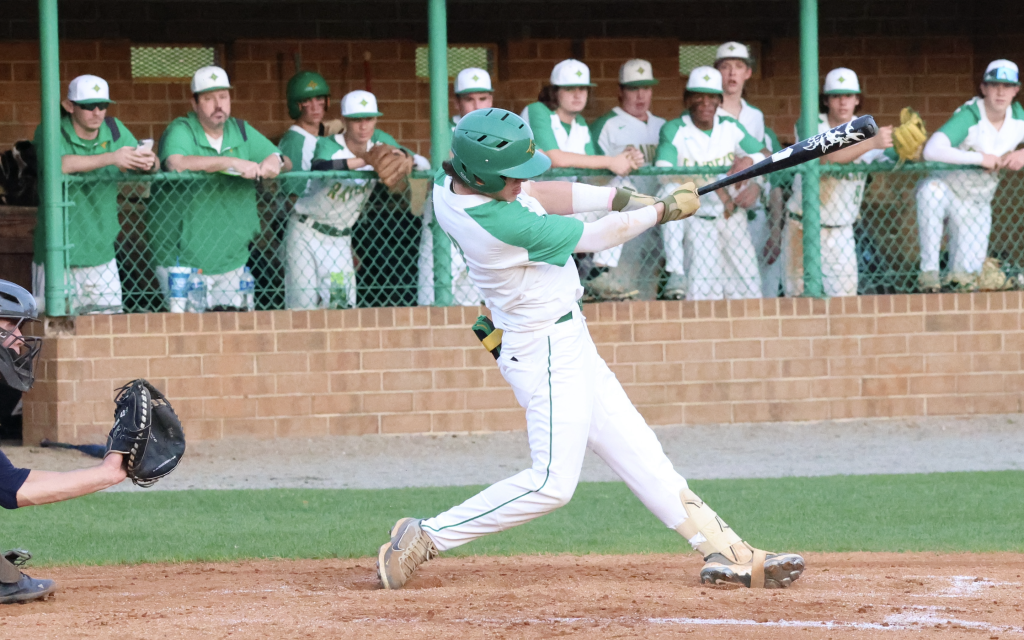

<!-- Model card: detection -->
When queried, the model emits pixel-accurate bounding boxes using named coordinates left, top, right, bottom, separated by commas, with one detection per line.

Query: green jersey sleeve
left=371, top=129, right=413, bottom=157
left=525, top=102, right=560, bottom=152
left=730, top=118, right=764, bottom=155
left=937, top=102, right=981, bottom=148
left=158, top=118, right=197, bottom=161
left=312, top=136, right=343, bottom=162
left=240, top=123, right=279, bottom=162
left=278, top=130, right=306, bottom=170
left=467, top=199, right=584, bottom=266
left=655, top=119, right=681, bottom=165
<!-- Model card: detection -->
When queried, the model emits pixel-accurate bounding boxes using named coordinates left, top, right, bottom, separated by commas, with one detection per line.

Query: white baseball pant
left=32, top=258, right=123, bottom=315
left=782, top=219, right=858, bottom=298
left=916, top=177, right=992, bottom=277
left=667, top=215, right=761, bottom=301
left=747, top=209, right=783, bottom=298
left=284, top=217, right=356, bottom=310
left=421, top=309, right=694, bottom=552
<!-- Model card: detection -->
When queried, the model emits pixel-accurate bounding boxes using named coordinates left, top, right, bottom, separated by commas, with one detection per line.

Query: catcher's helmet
left=450, top=109, right=551, bottom=193
left=287, top=70, right=331, bottom=120
left=0, top=279, right=42, bottom=392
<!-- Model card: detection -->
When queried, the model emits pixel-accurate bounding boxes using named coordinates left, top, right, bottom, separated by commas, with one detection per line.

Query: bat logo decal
left=771, top=148, right=793, bottom=163
left=801, top=121, right=867, bottom=154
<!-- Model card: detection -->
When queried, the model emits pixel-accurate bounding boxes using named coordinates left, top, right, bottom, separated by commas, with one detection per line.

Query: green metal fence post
left=428, top=0, right=454, bottom=307
left=799, top=0, right=824, bottom=298
left=39, top=0, right=67, bottom=315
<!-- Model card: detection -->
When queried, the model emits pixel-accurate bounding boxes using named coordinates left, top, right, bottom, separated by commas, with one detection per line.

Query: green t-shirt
left=524, top=102, right=596, bottom=155
left=32, top=115, right=138, bottom=267
left=149, top=112, right=279, bottom=275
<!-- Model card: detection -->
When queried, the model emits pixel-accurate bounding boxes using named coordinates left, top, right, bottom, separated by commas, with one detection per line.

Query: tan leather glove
left=658, top=182, right=700, bottom=224
left=611, top=186, right=658, bottom=211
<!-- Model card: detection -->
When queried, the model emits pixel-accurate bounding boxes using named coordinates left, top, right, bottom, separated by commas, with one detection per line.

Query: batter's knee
left=536, top=474, right=579, bottom=510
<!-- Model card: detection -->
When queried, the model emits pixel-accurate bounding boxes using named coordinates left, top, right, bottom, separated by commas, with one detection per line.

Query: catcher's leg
left=0, top=550, right=56, bottom=605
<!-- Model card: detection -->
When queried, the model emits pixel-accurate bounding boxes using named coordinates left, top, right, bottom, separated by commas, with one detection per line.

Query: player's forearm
left=16, top=457, right=126, bottom=507
left=574, top=206, right=659, bottom=253
left=165, top=154, right=235, bottom=173
left=922, top=133, right=984, bottom=166
left=545, top=149, right=610, bottom=170
left=62, top=153, right=114, bottom=174
left=822, top=140, right=879, bottom=165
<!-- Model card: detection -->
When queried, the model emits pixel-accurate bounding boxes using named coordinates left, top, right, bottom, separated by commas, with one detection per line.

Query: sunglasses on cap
left=73, top=102, right=110, bottom=111
left=984, top=67, right=1019, bottom=84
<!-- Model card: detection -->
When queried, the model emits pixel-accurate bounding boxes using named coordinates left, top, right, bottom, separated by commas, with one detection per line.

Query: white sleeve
left=922, top=132, right=984, bottom=166
left=574, top=206, right=659, bottom=253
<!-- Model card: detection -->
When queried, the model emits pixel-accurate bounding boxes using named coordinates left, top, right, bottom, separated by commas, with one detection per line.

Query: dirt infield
left=2, top=553, right=1022, bottom=639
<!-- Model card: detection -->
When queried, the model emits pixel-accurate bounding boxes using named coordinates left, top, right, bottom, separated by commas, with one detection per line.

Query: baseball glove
left=366, top=143, right=414, bottom=193
left=105, top=379, right=186, bottom=488
left=892, top=107, right=928, bottom=163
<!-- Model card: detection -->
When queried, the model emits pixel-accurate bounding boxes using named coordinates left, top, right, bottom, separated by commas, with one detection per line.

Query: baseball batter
left=655, top=66, right=768, bottom=300
left=0, top=280, right=129, bottom=604
left=417, top=67, right=492, bottom=307
left=586, top=59, right=666, bottom=300
left=784, top=68, right=894, bottom=297
left=714, top=42, right=781, bottom=297
left=917, top=59, right=1024, bottom=292
left=285, top=90, right=411, bottom=309
left=375, top=109, right=805, bottom=592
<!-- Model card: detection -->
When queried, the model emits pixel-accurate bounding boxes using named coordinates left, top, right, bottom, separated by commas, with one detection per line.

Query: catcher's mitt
left=366, top=143, right=414, bottom=193
left=105, top=379, right=186, bottom=487
left=892, top=107, right=928, bottom=163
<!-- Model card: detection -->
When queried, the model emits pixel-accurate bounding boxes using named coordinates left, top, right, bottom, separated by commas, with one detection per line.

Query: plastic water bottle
left=239, top=266, right=256, bottom=312
left=186, top=268, right=207, bottom=313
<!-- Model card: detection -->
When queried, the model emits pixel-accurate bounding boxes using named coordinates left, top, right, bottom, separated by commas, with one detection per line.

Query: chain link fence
left=45, top=162, right=1023, bottom=316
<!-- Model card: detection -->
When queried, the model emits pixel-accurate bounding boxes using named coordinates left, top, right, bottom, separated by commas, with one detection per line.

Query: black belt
left=296, top=215, right=351, bottom=237
left=787, top=212, right=845, bottom=229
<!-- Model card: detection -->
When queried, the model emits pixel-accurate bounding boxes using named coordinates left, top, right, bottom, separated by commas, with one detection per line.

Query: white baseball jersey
left=431, top=173, right=584, bottom=332
left=728, top=99, right=766, bottom=145
left=787, top=114, right=892, bottom=227
left=522, top=103, right=594, bottom=155
left=293, top=134, right=376, bottom=228
left=278, top=125, right=319, bottom=171
left=590, top=107, right=666, bottom=163
left=655, top=112, right=765, bottom=218
left=926, top=97, right=1024, bottom=202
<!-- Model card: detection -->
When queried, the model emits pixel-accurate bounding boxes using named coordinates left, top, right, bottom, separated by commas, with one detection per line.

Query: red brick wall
left=0, top=35, right=1009, bottom=153
left=22, top=292, right=1024, bottom=445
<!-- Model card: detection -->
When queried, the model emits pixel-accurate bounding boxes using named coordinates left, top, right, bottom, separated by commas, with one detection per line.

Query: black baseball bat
left=695, top=115, right=879, bottom=196
left=40, top=438, right=106, bottom=458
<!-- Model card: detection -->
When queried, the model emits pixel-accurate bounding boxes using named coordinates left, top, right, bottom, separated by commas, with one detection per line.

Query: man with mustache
left=148, top=66, right=286, bottom=311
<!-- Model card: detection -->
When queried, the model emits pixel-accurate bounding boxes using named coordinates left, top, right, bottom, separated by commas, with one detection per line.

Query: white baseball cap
left=191, top=66, right=232, bottom=94
left=715, top=42, right=753, bottom=66
left=550, top=59, right=596, bottom=88
left=341, top=90, right=383, bottom=118
left=823, top=68, right=861, bottom=95
left=686, top=66, right=723, bottom=94
left=454, top=67, right=493, bottom=95
left=983, top=59, right=1020, bottom=85
left=67, top=74, right=116, bottom=105
left=619, top=59, right=658, bottom=87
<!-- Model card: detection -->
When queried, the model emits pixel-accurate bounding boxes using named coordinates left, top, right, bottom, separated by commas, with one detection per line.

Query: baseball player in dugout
left=586, top=59, right=666, bottom=301
left=285, top=90, right=414, bottom=309
left=375, top=108, right=805, bottom=591
left=31, top=74, right=157, bottom=316
left=784, top=68, right=895, bottom=298
left=917, top=59, right=1024, bottom=293
left=149, top=65, right=286, bottom=311
left=655, top=66, right=769, bottom=301
left=278, top=70, right=332, bottom=173
left=0, top=281, right=129, bottom=604
left=714, top=42, right=783, bottom=297
left=418, top=67, right=493, bottom=307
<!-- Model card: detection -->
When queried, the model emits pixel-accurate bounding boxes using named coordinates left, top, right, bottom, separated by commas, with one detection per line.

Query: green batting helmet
left=450, top=109, right=552, bottom=193
left=287, top=71, right=331, bottom=120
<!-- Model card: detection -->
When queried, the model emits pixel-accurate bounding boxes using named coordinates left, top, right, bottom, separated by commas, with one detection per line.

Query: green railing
left=41, top=162, right=1024, bottom=316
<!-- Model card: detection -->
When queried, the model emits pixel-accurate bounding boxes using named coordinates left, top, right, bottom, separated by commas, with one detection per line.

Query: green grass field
left=4, top=471, right=1022, bottom=566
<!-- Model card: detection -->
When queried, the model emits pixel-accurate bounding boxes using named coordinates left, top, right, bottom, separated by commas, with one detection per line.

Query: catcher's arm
left=13, top=457, right=126, bottom=508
